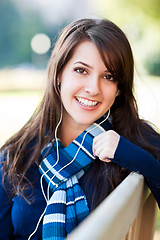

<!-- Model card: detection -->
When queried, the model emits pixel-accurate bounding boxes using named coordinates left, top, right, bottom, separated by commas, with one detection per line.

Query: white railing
left=67, top=172, right=157, bottom=240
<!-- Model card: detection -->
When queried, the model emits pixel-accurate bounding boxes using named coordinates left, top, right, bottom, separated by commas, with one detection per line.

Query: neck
left=59, top=120, right=91, bottom=147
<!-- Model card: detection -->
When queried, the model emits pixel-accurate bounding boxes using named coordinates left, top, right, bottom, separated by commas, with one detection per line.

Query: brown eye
left=74, top=67, right=87, bottom=74
left=103, top=74, right=114, bottom=81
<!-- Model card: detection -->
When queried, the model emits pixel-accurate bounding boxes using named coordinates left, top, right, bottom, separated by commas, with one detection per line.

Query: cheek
left=60, top=81, right=77, bottom=105
left=60, top=77, right=71, bottom=94
left=103, top=85, right=117, bottom=100
left=61, top=78, right=82, bottom=98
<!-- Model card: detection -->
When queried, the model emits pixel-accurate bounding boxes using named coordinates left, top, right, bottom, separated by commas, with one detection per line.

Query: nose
left=84, top=76, right=100, bottom=96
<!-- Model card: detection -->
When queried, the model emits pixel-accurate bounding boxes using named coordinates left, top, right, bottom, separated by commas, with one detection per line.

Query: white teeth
left=76, top=97, right=98, bottom=107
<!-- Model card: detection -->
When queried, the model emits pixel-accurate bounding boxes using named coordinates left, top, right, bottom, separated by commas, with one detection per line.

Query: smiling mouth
left=76, top=97, right=99, bottom=107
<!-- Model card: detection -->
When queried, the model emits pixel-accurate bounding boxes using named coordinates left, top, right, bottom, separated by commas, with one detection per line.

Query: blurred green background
left=0, top=0, right=160, bottom=239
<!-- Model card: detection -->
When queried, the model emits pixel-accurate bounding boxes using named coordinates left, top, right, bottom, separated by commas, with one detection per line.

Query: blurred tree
left=0, top=0, right=47, bottom=68
left=95, top=0, right=160, bottom=28
left=94, top=0, right=160, bottom=75
left=131, top=0, right=160, bottom=21
left=145, top=50, right=160, bottom=76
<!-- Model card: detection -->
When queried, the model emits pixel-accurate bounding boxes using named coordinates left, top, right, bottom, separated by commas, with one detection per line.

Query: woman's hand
left=93, top=130, right=120, bottom=162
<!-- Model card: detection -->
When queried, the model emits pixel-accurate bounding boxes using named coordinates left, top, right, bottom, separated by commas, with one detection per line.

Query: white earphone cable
left=28, top=108, right=110, bottom=239
left=28, top=105, right=63, bottom=240
left=47, top=108, right=111, bottom=183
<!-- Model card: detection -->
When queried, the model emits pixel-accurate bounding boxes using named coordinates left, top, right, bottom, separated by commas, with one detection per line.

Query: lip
left=75, top=96, right=101, bottom=110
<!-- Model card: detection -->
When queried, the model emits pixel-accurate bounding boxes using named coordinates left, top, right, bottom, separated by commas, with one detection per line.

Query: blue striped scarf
left=39, top=119, right=111, bottom=239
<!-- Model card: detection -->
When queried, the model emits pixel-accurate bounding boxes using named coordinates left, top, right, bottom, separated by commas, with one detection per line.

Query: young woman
left=0, top=18, right=160, bottom=240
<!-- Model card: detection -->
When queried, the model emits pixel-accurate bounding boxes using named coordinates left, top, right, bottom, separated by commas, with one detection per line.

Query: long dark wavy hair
left=1, top=18, right=159, bottom=208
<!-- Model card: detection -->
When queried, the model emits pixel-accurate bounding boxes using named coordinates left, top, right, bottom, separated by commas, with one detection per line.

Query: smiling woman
left=58, top=41, right=118, bottom=144
left=0, top=18, right=160, bottom=240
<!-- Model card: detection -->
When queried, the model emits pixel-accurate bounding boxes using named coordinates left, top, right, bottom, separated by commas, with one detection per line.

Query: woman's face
left=59, top=40, right=118, bottom=130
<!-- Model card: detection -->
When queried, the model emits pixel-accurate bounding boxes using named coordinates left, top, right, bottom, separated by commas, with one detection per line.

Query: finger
left=98, top=149, right=109, bottom=161
left=94, top=145, right=102, bottom=158
left=93, top=133, right=108, bottom=155
left=93, top=139, right=110, bottom=157
left=104, top=158, right=111, bottom=163
left=96, top=150, right=111, bottom=163
left=93, top=132, right=106, bottom=144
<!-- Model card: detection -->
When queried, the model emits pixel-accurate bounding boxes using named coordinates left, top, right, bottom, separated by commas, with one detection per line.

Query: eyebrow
left=74, top=61, right=93, bottom=69
left=74, top=61, right=110, bottom=73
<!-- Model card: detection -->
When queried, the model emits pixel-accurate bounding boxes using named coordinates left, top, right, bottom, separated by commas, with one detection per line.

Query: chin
left=74, top=117, right=99, bottom=127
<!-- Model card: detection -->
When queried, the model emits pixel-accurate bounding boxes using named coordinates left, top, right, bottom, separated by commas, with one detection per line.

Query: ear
left=57, top=77, right=60, bottom=85
left=116, top=89, right=120, bottom=97
left=56, top=75, right=61, bottom=92
left=57, top=73, right=62, bottom=84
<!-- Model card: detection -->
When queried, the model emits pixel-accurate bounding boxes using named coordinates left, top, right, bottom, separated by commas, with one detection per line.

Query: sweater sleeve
left=112, top=136, right=160, bottom=208
left=0, top=155, right=13, bottom=239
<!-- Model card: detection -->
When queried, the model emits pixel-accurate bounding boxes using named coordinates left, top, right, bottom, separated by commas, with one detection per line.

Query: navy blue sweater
left=0, top=136, right=160, bottom=240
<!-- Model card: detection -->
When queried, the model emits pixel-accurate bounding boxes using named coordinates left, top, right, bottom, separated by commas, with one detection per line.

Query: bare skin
left=93, top=130, right=120, bottom=162
left=59, top=40, right=118, bottom=147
